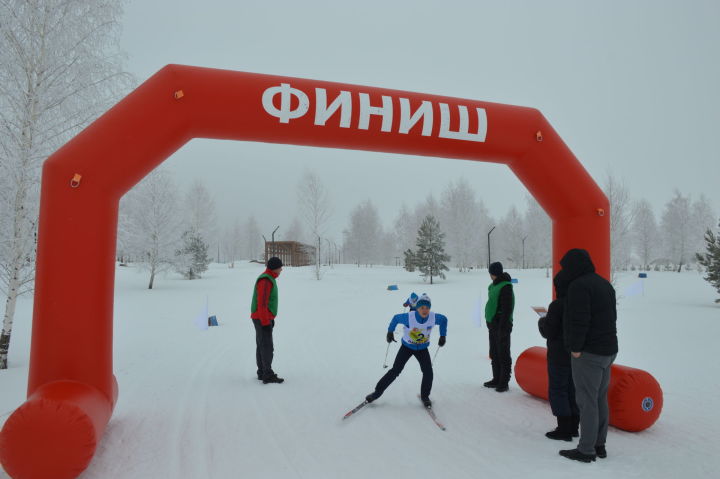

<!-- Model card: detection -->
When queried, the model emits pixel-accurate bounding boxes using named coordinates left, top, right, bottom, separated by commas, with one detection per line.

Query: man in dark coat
left=538, top=270, right=579, bottom=441
left=558, top=249, right=618, bottom=463
left=483, top=261, right=515, bottom=392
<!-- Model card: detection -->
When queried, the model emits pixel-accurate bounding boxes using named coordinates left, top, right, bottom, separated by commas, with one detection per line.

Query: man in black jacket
left=483, top=262, right=515, bottom=392
left=538, top=270, right=579, bottom=441
left=558, top=249, right=618, bottom=463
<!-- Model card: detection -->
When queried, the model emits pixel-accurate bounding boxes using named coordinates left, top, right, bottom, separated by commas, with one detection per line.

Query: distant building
left=264, top=241, right=316, bottom=267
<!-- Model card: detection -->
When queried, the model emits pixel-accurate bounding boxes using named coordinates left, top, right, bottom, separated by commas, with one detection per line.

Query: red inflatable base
left=515, top=346, right=663, bottom=432
left=0, top=380, right=116, bottom=479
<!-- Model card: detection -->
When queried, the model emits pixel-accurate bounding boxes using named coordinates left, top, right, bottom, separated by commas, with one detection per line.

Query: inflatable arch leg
left=0, top=65, right=611, bottom=478
left=514, top=346, right=663, bottom=432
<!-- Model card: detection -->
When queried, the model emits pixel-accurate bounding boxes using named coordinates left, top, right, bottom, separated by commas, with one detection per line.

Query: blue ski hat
left=415, top=293, right=431, bottom=309
left=403, top=292, right=419, bottom=309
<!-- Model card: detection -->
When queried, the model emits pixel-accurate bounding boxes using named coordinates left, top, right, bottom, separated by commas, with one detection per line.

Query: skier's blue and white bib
left=403, top=311, right=436, bottom=345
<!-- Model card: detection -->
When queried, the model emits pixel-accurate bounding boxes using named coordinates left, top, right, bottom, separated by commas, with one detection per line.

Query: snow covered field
left=1, top=263, right=719, bottom=479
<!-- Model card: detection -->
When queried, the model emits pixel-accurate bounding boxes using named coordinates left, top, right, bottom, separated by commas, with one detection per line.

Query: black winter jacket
left=538, top=271, right=570, bottom=365
left=560, top=249, right=618, bottom=356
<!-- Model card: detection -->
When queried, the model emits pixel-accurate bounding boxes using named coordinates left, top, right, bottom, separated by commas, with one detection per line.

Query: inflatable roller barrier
left=514, top=346, right=663, bottom=432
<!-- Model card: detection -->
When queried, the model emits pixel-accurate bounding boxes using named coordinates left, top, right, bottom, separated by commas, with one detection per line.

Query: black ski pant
left=488, top=320, right=512, bottom=386
left=374, top=344, right=433, bottom=399
left=548, top=362, right=579, bottom=417
left=253, top=319, right=274, bottom=378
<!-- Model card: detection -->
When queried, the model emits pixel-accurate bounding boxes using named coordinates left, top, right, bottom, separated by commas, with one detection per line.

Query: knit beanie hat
left=267, top=257, right=283, bottom=270
left=489, top=261, right=503, bottom=276
left=415, top=293, right=431, bottom=309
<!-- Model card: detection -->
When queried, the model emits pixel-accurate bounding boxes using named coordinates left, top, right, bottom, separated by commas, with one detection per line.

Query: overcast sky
left=119, top=0, right=720, bottom=241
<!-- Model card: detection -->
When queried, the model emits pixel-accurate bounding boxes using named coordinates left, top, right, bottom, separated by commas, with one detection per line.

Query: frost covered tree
left=523, top=196, right=551, bottom=269
left=604, top=172, right=635, bottom=279
left=297, top=169, right=331, bottom=279
left=243, top=215, right=262, bottom=260
left=440, top=179, right=481, bottom=272
left=631, top=199, right=659, bottom=270
left=183, top=179, right=217, bottom=245
left=343, top=200, right=383, bottom=266
left=661, top=190, right=693, bottom=272
left=175, top=229, right=210, bottom=280
left=496, top=206, right=525, bottom=268
left=415, top=215, right=450, bottom=284
left=119, top=169, right=182, bottom=289
left=696, top=219, right=720, bottom=303
left=283, top=217, right=305, bottom=243
left=0, top=0, right=130, bottom=369
left=221, top=219, right=243, bottom=268
left=690, top=195, right=716, bottom=261
left=392, top=204, right=418, bottom=261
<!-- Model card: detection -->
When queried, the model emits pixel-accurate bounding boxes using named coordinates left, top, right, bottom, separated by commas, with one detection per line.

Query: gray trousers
left=571, top=352, right=617, bottom=455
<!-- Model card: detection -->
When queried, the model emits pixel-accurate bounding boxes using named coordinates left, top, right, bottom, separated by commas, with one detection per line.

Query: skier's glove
left=438, top=336, right=446, bottom=347
left=386, top=332, right=396, bottom=343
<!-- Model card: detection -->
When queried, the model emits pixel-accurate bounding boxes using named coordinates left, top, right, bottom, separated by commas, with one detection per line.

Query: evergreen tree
left=415, top=215, right=450, bottom=284
left=175, top=229, right=210, bottom=280
left=403, top=248, right=417, bottom=272
left=696, top=220, right=720, bottom=303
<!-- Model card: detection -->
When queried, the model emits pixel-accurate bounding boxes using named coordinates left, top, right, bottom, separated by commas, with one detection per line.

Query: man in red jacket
left=251, top=256, right=284, bottom=384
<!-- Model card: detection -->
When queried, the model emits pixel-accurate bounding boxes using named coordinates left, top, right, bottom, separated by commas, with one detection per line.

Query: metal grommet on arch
left=70, top=173, right=82, bottom=188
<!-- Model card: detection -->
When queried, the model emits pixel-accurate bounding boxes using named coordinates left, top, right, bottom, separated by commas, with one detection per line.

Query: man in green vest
left=483, top=261, right=515, bottom=392
left=251, top=256, right=284, bottom=384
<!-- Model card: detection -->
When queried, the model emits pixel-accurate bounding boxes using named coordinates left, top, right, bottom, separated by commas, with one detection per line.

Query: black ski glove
left=386, top=332, right=396, bottom=343
left=438, top=336, right=446, bottom=347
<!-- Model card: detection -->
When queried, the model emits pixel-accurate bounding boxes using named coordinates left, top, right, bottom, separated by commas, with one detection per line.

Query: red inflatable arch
left=0, top=65, right=609, bottom=479
left=515, top=347, right=663, bottom=432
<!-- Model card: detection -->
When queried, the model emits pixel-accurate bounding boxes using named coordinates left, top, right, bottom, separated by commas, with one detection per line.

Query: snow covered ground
left=1, top=262, right=719, bottom=479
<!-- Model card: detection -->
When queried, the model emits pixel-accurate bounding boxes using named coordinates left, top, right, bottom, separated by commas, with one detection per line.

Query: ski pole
left=432, top=345, right=441, bottom=364
left=383, top=341, right=391, bottom=368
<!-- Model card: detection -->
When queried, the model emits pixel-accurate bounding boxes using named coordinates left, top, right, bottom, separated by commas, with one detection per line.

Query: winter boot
left=545, top=416, right=573, bottom=441
left=421, top=397, right=432, bottom=408
left=571, top=415, right=580, bottom=437
left=559, top=448, right=596, bottom=463
left=483, top=379, right=499, bottom=388
left=595, top=445, right=607, bottom=459
left=262, top=373, right=284, bottom=384
left=495, top=384, right=509, bottom=392
left=365, top=392, right=379, bottom=403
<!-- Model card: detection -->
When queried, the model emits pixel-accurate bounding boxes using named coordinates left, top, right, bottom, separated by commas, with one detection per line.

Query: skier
left=365, top=293, right=448, bottom=407
left=403, top=292, right=419, bottom=311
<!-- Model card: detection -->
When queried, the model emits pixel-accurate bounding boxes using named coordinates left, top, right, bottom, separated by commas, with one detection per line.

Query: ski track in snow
left=1, top=264, right=719, bottom=479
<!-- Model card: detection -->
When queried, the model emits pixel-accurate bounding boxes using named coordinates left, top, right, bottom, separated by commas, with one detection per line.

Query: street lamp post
left=487, top=226, right=496, bottom=269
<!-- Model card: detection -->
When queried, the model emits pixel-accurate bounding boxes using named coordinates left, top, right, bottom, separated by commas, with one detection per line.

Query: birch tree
left=661, top=190, right=693, bottom=272
left=604, top=172, right=635, bottom=280
left=440, top=179, right=481, bottom=272
left=0, top=0, right=129, bottom=369
left=496, top=206, right=525, bottom=268
left=297, top=169, right=331, bottom=278
left=119, top=169, right=182, bottom=288
left=243, top=215, right=262, bottom=260
left=221, top=219, right=243, bottom=267
left=343, top=200, right=383, bottom=266
left=523, top=196, right=551, bottom=269
left=690, top=195, right=716, bottom=261
left=183, top=179, right=217, bottom=244
left=631, top=199, right=659, bottom=270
